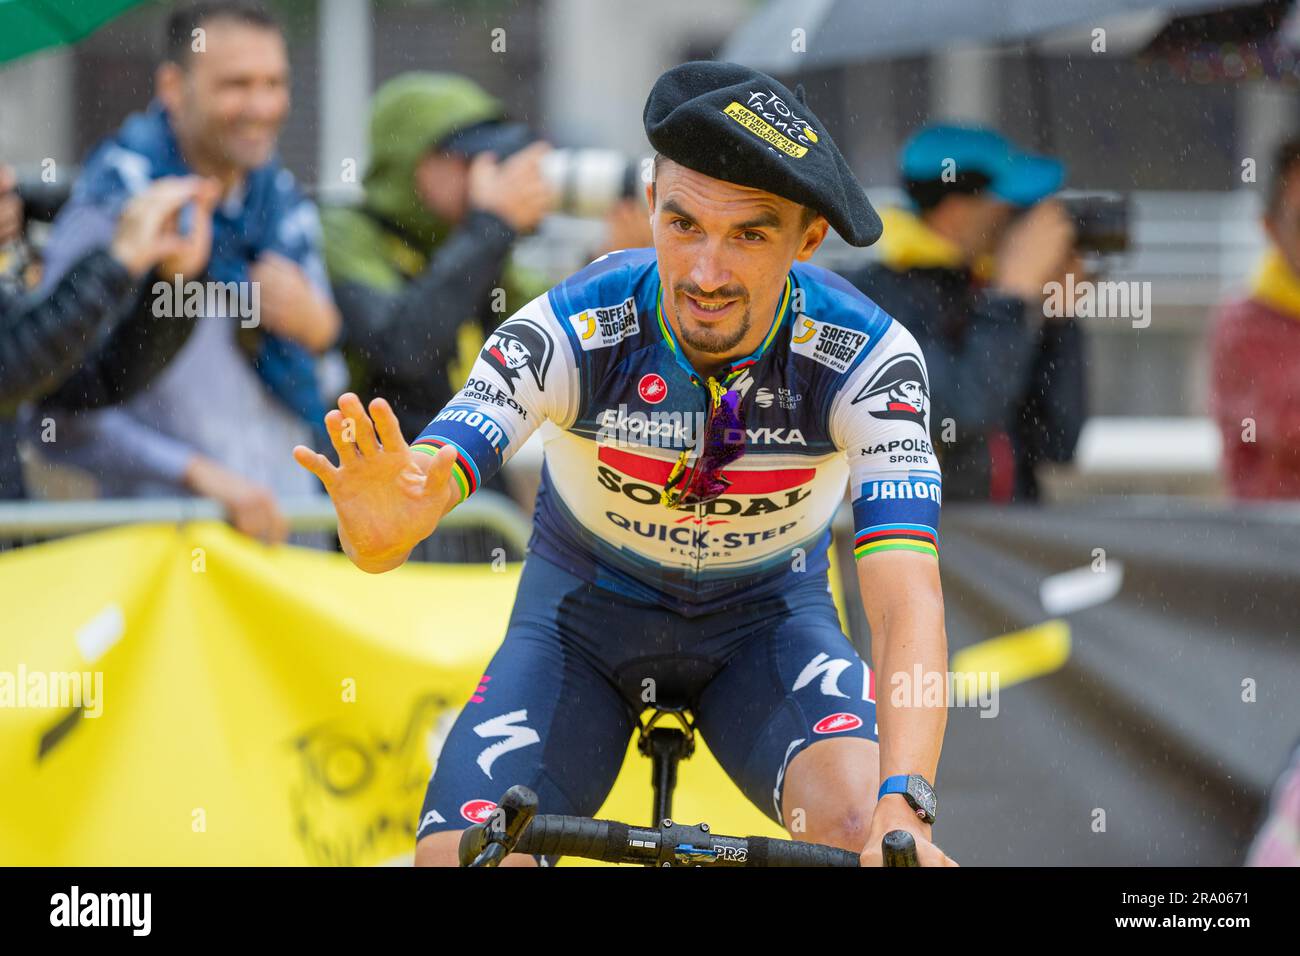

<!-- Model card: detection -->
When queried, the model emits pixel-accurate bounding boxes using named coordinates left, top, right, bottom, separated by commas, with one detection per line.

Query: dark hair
left=1267, top=136, right=1300, bottom=216
left=651, top=152, right=820, bottom=230
left=164, top=1, right=279, bottom=65
left=903, top=170, right=995, bottom=212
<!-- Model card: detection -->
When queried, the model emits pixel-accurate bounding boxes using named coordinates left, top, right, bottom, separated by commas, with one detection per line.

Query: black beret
left=643, top=61, right=882, bottom=247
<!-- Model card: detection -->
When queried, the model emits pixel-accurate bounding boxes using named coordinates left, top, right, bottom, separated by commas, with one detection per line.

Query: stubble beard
left=673, top=291, right=752, bottom=355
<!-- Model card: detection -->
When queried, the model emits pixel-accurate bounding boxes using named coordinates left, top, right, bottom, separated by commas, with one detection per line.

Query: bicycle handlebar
left=510, top=813, right=861, bottom=867
left=461, top=785, right=922, bottom=867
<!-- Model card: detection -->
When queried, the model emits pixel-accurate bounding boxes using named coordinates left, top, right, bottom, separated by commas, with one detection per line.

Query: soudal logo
left=460, top=799, right=497, bottom=824
left=596, top=447, right=814, bottom=516
left=813, top=713, right=863, bottom=734
left=639, top=373, right=668, bottom=404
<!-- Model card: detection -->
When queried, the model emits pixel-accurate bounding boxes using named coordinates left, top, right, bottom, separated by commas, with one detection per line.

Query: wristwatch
left=877, top=774, right=937, bottom=825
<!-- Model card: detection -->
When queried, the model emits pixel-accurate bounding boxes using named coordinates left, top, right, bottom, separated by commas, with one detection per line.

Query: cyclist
left=295, top=61, right=958, bottom=867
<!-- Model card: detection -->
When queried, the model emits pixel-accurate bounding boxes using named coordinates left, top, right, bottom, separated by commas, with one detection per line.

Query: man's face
left=501, top=338, right=529, bottom=368
left=646, top=157, right=827, bottom=358
left=1267, top=167, right=1300, bottom=276
left=159, top=19, right=290, bottom=173
left=414, top=151, right=470, bottom=223
left=945, top=192, right=1016, bottom=259
left=895, top=380, right=924, bottom=410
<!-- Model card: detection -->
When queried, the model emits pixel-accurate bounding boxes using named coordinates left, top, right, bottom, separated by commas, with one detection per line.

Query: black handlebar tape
left=514, top=815, right=632, bottom=863
left=747, top=837, right=860, bottom=867
left=882, top=829, right=920, bottom=867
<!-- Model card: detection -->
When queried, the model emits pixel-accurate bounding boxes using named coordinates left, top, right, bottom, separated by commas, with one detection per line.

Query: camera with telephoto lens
left=464, top=121, right=646, bottom=219
left=1058, top=190, right=1129, bottom=255
left=540, top=149, right=648, bottom=219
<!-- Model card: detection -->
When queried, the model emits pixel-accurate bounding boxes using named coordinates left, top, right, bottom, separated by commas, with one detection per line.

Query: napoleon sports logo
left=481, top=318, right=554, bottom=395
left=851, top=352, right=929, bottom=430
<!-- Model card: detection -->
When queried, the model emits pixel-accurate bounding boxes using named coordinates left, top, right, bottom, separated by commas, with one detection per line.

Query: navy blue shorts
left=416, top=553, right=878, bottom=855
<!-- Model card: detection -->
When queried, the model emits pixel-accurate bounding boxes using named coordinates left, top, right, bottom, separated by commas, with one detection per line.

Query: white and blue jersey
left=412, top=247, right=942, bottom=616
left=411, top=247, right=943, bottom=850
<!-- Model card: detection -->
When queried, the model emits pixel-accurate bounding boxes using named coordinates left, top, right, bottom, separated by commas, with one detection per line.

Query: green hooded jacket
left=322, top=72, right=548, bottom=434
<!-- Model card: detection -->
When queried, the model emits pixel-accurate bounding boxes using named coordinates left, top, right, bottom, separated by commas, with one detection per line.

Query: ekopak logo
left=813, top=713, right=863, bottom=734
left=638, top=373, right=668, bottom=404
left=460, top=799, right=497, bottom=824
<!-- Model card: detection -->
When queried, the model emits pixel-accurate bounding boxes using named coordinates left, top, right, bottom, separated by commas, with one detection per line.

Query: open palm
left=293, top=393, right=458, bottom=571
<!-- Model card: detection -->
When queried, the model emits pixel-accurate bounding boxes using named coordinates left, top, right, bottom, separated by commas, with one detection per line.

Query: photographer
left=843, top=124, right=1086, bottom=502
left=30, top=1, right=341, bottom=545
left=321, top=72, right=559, bottom=445
left=0, top=172, right=220, bottom=500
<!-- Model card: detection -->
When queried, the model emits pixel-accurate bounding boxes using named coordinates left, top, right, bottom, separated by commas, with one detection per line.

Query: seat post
left=647, top=727, right=688, bottom=826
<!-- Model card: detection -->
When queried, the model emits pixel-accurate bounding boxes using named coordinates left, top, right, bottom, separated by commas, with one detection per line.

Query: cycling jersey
left=412, top=246, right=942, bottom=617
left=411, top=247, right=941, bottom=854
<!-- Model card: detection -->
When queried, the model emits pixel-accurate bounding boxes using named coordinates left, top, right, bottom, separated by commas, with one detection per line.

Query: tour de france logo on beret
left=851, top=353, right=930, bottom=430
left=721, top=89, right=819, bottom=158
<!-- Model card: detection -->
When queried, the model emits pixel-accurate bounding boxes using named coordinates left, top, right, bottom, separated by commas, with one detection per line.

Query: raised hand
left=293, top=393, right=460, bottom=572
left=109, top=176, right=221, bottom=278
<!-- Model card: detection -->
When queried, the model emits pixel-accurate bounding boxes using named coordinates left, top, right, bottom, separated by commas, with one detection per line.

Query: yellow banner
left=0, top=522, right=787, bottom=865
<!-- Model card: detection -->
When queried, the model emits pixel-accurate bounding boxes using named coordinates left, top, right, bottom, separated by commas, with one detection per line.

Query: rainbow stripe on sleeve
left=411, top=437, right=477, bottom=503
left=854, top=522, right=939, bottom=560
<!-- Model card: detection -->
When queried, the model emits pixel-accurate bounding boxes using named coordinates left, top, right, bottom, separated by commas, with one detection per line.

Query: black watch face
left=909, top=776, right=937, bottom=817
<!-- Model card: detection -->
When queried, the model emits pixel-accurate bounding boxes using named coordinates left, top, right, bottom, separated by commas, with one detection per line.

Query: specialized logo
left=790, top=316, right=869, bottom=374
left=792, top=652, right=853, bottom=698
left=722, top=89, right=819, bottom=159
left=813, top=713, right=864, bottom=734
left=460, top=799, right=497, bottom=824
left=794, top=653, right=875, bottom=701
left=472, top=709, right=540, bottom=780
left=727, top=367, right=756, bottom=400
left=851, top=353, right=929, bottom=429
left=638, top=373, right=668, bottom=404
left=569, top=296, right=640, bottom=350
left=481, top=318, right=553, bottom=395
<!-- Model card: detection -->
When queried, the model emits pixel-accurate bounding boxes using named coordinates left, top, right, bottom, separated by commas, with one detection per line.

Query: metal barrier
left=0, top=490, right=534, bottom=560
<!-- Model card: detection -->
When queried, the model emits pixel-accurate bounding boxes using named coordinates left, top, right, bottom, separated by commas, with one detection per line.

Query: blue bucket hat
left=900, top=124, right=1065, bottom=207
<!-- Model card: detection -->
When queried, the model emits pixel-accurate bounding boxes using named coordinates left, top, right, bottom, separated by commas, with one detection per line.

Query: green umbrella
left=0, top=0, right=152, bottom=66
